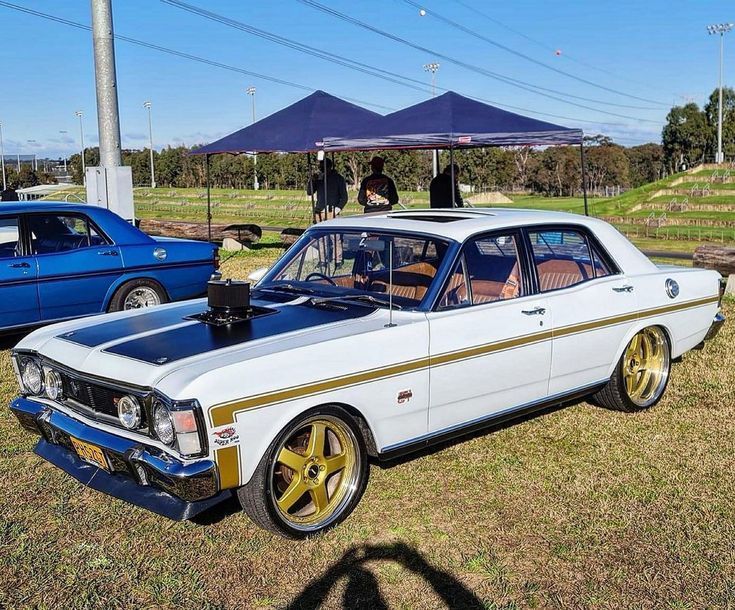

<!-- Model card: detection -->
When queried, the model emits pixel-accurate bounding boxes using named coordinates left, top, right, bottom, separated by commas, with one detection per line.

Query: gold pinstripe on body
left=212, top=294, right=718, bottom=488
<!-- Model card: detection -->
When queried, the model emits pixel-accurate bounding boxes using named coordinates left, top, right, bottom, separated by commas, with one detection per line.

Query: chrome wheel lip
left=268, top=414, right=361, bottom=533
left=123, top=287, right=161, bottom=310
left=624, top=327, right=670, bottom=408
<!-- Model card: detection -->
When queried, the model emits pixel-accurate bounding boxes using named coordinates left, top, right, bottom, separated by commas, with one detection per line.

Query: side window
left=28, top=215, right=105, bottom=254
left=0, top=217, right=20, bottom=259
left=438, top=233, right=523, bottom=309
left=528, top=228, right=610, bottom=292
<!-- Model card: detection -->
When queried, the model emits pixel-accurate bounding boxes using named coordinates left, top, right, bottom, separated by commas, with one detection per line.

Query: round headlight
left=21, top=360, right=44, bottom=395
left=117, top=395, right=142, bottom=430
left=44, top=368, right=63, bottom=401
left=153, top=402, right=174, bottom=445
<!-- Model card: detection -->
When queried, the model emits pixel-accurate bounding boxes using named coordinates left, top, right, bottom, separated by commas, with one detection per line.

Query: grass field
left=0, top=246, right=733, bottom=609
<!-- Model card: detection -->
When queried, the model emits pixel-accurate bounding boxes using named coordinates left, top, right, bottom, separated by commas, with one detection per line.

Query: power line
left=0, top=0, right=394, bottom=113
left=444, top=0, right=670, bottom=95
left=295, top=0, right=662, bottom=124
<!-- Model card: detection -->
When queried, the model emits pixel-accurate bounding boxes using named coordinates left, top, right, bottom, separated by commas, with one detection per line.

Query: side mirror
left=247, top=267, right=268, bottom=284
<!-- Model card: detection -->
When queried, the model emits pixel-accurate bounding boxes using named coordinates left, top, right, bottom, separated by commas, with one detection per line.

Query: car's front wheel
left=593, top=325, right=671, bottom=412
left=238, top=407, right=369, bottom=538
left=108, top=279, right=167, bottom=312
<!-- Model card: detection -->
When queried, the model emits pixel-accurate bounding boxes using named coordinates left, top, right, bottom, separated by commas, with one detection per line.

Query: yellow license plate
left=70, top=437, right=110, bottom=472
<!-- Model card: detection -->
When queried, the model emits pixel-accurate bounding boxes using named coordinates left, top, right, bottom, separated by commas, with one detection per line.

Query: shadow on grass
left=0, top=332, right=26, bottom=351
left=286, top=542, right=485, bottom=610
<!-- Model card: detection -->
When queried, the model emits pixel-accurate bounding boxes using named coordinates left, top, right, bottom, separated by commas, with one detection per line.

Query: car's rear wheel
left=238, top=407, right=369, bottom=538
left=593, top=326, right=671, bottom=412
left=108, top=279, right=167, bottom=312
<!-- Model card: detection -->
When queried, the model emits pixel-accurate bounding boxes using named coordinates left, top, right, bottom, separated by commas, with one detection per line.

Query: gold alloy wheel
left=623, top=327, right=670, bottom=407
left=270, top=415, right=359, bottom=530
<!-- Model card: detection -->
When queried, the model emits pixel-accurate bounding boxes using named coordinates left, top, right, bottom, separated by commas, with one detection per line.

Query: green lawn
left=0, top=246, right=733, bottom=608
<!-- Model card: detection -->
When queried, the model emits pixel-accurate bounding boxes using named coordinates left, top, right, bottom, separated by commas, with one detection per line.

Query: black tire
left=593, top=326, right=671, bottom=412
left=108, top=279, right=168, bottom=312
left=237, top=406, right=369, bottom=539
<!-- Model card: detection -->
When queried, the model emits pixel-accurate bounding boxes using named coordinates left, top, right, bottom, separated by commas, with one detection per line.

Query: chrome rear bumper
left=10, top=397, right=230, bottom=520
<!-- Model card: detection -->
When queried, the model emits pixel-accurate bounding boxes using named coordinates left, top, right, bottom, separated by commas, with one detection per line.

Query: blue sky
left=0, top=0, right=732, bottom=159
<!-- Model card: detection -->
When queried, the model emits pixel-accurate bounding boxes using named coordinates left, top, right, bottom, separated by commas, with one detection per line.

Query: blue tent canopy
left=323, top=91, right=583, bottom=151
left=191, top=90, right=381, bottom=155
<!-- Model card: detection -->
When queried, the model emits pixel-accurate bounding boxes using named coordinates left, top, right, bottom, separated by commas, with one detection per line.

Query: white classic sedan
left=9, top=209, right=725, bottom=537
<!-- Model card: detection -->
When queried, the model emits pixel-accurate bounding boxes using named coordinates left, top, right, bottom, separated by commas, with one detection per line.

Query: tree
left=703, top=86, right=735, bottom=160
left=585, top=145, right=630, bottom=192
left=662, top=102, right=711, bottom=172
left=625, top=143, right=664, bottom=187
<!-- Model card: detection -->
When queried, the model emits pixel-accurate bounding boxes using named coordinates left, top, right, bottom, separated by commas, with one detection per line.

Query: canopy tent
left=322, top=91, right=583, bottom=150
left=322, top=91, right=587, bottom=213
left=191, top=90, right=383, bottom=236
left=192, top=90, right=381, bottom=155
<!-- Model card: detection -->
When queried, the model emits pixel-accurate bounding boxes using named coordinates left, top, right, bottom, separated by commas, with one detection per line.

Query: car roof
left=0, top=201, right=96, bottom=215
left=321, top=208, right=606, bottom=242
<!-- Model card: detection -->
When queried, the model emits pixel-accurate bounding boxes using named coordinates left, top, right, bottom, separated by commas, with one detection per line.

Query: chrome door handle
left=97, top=250, right=118, bottom=256
left=8, top=261, right=30, bottom=268
left=612, top=285, right=634, bottom=293
left=522, top=307, right=546, bottom=316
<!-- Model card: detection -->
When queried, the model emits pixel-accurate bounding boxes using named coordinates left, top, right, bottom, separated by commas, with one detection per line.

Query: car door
left=0, top=214, right=40, bottom=328
left=524, top=226, right=637, bottom=396
left=28, top=212, right=123, bottom=320
left=426, top=230, right=552, bottom=434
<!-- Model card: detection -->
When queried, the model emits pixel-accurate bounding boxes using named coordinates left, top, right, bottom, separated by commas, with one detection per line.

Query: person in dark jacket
left=429, top=164, right=464, bottom=208
left=357, top=156, right=399, bottom=214
left=306, top=158, right=348, bottom=222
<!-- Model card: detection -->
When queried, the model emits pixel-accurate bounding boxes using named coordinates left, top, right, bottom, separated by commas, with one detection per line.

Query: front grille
left=60, top=373, right=148, bottom=428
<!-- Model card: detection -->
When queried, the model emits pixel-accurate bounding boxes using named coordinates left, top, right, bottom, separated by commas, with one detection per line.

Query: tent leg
left=307, top=153, right=316, bottom=225
left=206, top=154, right=212, bottom=241
left=580, top=142, right=589, bottom=217
left=450, top=146, right=455, bottom=208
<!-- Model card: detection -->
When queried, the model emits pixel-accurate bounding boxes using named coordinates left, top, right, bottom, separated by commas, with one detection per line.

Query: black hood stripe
left=59, top=301, right=206, bottom=348
left=102, top=302, right=374, bottom=365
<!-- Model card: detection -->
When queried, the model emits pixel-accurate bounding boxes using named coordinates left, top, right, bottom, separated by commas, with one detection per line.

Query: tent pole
left=206, top=153, right=212, bottom=241
left=450, top=145, right=455, bottom=208
left=580, top=142, right=589, bottom=217
left=307, top=152, right=316, bottom=225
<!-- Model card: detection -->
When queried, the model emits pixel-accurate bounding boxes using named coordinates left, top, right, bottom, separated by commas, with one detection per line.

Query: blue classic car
left=0, top=202, right=219, bottom=333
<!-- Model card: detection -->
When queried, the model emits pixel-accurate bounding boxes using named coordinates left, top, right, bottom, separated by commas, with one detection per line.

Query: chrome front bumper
left=704, top=312, right=726, bottom=342
left=10, top=397, right=230, bottom=520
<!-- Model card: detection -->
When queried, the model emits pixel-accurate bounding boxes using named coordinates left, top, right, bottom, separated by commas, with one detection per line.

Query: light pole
left=59, top=131, right=69, bottom=172
left=143, top=101, right=156, bottom=189
left=423, top=62, right=440, bottom=177
left=246, top=85, right=259, bottom=190
left=0, top=122, right=6, bottom=190
left=707, top=23, right=734, bottom=164
left=27, top=141, right=37, bottom=171
left=75, top=111, right=86, bottom=184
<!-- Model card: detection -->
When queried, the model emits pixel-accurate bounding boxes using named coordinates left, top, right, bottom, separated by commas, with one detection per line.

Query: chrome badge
left=665, top=278, right=679, bottom=299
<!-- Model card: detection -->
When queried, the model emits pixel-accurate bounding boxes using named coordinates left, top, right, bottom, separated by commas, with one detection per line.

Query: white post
left=144, top=101, right=156, bottom=188
left=76, top=111, right=86, bottom=183
left=246, top=86, right=259, bottom=190
left=423, top=62, right=440, bottom=178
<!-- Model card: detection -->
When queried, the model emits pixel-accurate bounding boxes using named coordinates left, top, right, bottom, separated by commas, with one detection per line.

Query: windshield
left=258, top=230, right=451, bottom=307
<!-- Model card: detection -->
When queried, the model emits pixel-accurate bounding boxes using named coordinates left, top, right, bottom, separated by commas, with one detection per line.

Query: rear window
left=528, top=229, right=612, bottom=292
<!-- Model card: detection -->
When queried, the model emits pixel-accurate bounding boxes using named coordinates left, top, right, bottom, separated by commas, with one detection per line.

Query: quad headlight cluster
left=13, top=354, right=204, bottom=458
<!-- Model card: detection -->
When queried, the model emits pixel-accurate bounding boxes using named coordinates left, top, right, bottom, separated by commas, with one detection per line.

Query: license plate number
left=70, top=437, right=110, bottom=472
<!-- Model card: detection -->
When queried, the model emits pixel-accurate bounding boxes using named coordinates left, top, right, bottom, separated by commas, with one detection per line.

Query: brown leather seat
left=537, top=259, right=590, bottom=291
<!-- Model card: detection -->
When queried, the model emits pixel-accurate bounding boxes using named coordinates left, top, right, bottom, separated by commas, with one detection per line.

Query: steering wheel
left=305, top=272, right=337, bottom=286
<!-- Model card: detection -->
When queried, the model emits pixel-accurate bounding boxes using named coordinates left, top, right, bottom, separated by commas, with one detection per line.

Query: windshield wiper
left=309, top=294, right=402, bottom=310
left=259, top=283, right=316, bottom=295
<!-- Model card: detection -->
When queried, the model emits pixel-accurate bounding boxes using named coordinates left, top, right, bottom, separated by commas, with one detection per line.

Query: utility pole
left=423, top=62, right=440, bottom=177
left=59, top=131, right=69, bottom=172
left=0, top=122, right=6, bottom=190
left=707, top=23, right=733, bottom=164
left=76, top=111, right=86, bottom=182
left=27, top=141, right=37, bottom=171
left=144, top=101, right=156, bottom=188
left=246, top=85, right=259, bottom=190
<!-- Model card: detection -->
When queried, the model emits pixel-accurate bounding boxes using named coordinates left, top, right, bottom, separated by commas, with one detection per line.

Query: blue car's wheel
left=109, top=279, right=167, bottom=312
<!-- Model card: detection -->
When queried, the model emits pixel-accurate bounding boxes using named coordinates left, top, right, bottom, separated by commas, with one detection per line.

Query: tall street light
left=27, top=140, right=38, bottom=171
left=424, top=62, right=440, bottom=177
left=707, top=23, right=734, bottom=164
left=0, top=121, right=6, bottom=191
left=143, top=101, right=156, bottom=189
left=75, top=110, right=86, bottom=183
left=246, top=85, right=259, bottom=190
left=59, top=131, right=69, bottom=172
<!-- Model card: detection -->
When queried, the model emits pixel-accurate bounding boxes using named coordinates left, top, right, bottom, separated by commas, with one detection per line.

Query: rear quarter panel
left=627, top=265, right=721, bottom=360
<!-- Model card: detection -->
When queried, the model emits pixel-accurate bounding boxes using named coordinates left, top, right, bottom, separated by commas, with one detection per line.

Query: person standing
left=357, top=156, right=399, bottom=213
left=429, top=164, right=464, bottom=208
left=306, top=158, right=348, bottom=221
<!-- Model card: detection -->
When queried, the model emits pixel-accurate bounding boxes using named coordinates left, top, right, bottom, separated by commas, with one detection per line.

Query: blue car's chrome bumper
left=9, top=397, right=231, bottom=520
